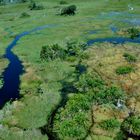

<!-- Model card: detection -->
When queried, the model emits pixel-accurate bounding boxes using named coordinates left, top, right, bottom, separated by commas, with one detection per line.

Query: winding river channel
left=0, top=24, right=55, bottom=108
left=0, top=13, right=140, bottom=108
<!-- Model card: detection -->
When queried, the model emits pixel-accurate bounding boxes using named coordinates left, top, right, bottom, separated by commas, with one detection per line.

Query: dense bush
left=53, top=94, right=92, bottom=139
left=65, top=41, right=87, bottom=57
left=122, top=116, right=140, bottom=136
left=20, top=12, right=30, bottom=18
left=123, top=53, right=137, bottom=62
left=75, top=72, right=104, bottom=93
left=116, top=65, right=134, bottom=75
left=93, top=86, right=125, bottom=105
left=127, top=28, right=140, bottom=39
left=59, top=1, right=68, bottom=5
left=61, top=5, right=77, bottom=15
left=100, top=119, right=120, bottom=131
left=40, top=44, right=65, bottom=61
left=29, top=1, right=44, bottom=10
left=40, top=41, right=87, bottom=62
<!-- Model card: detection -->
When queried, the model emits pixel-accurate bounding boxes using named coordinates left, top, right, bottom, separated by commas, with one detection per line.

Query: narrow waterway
left=0, top=24, right=55, bottom=108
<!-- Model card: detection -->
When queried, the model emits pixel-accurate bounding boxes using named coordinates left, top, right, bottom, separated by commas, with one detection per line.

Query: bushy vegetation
left=59, top=1, right=68, bottom=5
left=65, top=41, right=87, bottom=57
left=93, top=86, right=125, bottom=105
left=29, top=1, right=44, bottom=10
left=20, top=12, right=30, bottom=18
left=61, top=5, right=77, bottom=15
left=100, top=119, right=120, bottom=131
left=0, top=78, right=3, bottom=88
left=53, top=94, right=92, bottom=140
left=127, top=28, right=140, bottom=39
left=122, top=116, right=140, bottom=136
left=40, top=44, right=65, bottom=61
left=75, top=72, right=104, bottom=93
left=123, top=53, right=137, bottom=63
left=116, top=65, right=134, bottom=75
left=40, top=41, right=87, bottom=62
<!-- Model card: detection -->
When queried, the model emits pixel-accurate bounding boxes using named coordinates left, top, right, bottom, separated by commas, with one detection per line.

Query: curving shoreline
left=0, top=24, right=56, bottom=108
left=0, top=23, right=140, bottom=108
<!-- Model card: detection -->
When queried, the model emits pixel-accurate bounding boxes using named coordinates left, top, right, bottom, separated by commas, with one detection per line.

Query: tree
left=122, top=116, right=140, bottom=136
left=61, top=5, right=77, bottom=15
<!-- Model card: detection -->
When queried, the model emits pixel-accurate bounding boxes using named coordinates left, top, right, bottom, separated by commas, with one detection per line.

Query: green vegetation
left=61, top=5, right=77, bottom=15
left=29, top=1, right=44, bottom=10
left=40, top=44, right=65, bottom=61
left=53, top=94, right=92, bottom=140
left=0, top=78, right=3, bottom=88
left=0, top=0, right=140, bottom=140
left=127, top=28, right=140, bottom=39
left=93, top=86, right=125, bottom=105
left=116, top=65, right=134, bottom=75
left=122, top=116, right=140, bottom=136
left=59, top=1, right=68, bottom=5
left=20, top=12, right=30, bottom=18
left=75, top=72, right=104, bottom=93
left=100, top=119, right=120, bottom=131
left=123, top=53, right=137, bottom=62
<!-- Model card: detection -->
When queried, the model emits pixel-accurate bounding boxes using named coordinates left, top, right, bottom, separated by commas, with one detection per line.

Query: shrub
left=127, top=28, right=140, bottom=39
left=122, top=116, right=140, bottom=136
left=59, top=1, right=68, bottom=5
left=40, top=44, right=65, bottom=61
left=20, top=12, right=30, bottom=18
left=123, top=53, right=137, bottom=62
left=75, top=72, right=105, bottom=93
left=29, top=1, right=44, bottom=10
left=61, top=5, right=77, bottom=15
left=65, top=41, right=86, bottom=57
left=116, top=66, right=134, bottom=75
left=93, top=86, right=125, bottom=105
left=53, top=94, right=92, bottom=139
left=100, top=119, right=120, bottom=131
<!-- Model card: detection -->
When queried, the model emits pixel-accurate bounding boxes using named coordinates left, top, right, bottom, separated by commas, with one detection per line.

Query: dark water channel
left=0, top=24, right=55, bottom=108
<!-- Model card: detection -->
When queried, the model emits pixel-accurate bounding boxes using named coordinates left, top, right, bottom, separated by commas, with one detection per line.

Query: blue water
left=0, top=24, right=56, bottom=108
left=87, top=36, right=140, bottom=46
left=0, top=21, right=140, bottom=108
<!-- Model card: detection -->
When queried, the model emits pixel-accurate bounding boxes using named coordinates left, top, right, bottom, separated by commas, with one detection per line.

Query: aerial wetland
left=0, top=0, right=140, bottom=140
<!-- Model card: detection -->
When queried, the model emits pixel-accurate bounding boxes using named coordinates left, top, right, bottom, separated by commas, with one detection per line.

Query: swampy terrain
left=0, top=0, right=140, bottom=140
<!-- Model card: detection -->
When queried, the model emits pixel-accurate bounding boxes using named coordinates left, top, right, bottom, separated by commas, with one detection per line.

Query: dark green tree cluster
left=53, top=93, right=92, bottom=140
left=127, top=28, right=140, bottom=39
left=122, top=115, right=140, bottom=136
left=29, top=1, right=44, bottom=10
left=59, top=0, right=68, bottom=5
left=61, top=5, right=77, bottom=15
left=40, top=44, right=65, bottom=61
left=40, top=41, right=87, bottom=62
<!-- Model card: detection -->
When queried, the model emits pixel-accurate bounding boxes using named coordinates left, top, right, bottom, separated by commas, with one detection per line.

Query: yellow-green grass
left=84, top=43, right=140, bottom=96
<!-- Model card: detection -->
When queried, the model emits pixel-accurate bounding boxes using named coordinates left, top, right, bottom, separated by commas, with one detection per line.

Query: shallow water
left=0, top=10, right=140, bottom=108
